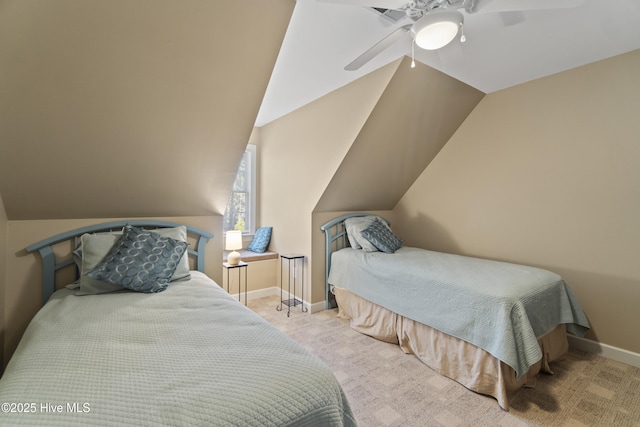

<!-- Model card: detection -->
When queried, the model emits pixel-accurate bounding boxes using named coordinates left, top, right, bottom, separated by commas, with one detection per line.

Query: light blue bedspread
left=328, top=247, right=589, bottom=379
left=0, top=272, right=356, bottom=426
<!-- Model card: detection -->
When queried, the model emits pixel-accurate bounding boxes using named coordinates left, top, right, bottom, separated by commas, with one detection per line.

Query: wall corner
left=0, top=194, right=8, bottom=373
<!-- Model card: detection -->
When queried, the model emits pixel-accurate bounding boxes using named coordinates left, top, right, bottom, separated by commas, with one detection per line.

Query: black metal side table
left=223, top=261, right=248, bottom=306
left=277, top=254, right=307, bottom=317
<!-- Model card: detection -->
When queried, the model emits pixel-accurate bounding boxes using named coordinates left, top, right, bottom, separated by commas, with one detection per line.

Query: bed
left=321, top=213, right=590, bottom=410
left=0, top=220, right=356, bottom=426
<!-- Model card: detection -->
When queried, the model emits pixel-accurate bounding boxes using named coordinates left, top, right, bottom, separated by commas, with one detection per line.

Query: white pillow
left=76, top=233, right=124, bottom=295
left=154, top=226, right=191, bottom=282
left=344, top=216, right=391, bottom=252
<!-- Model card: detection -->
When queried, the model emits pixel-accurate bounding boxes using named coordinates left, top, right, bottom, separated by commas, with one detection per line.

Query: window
left=223, top=144, right=256, bottom=234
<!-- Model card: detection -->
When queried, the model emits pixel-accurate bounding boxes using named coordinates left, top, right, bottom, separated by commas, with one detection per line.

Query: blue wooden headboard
left=26, top=220, right=214, bottom=305
left=320, top=213, right=390, bottom=309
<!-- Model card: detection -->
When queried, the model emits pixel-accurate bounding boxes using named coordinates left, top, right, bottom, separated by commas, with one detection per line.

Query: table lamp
left=225, top=230, right=243, bottom=266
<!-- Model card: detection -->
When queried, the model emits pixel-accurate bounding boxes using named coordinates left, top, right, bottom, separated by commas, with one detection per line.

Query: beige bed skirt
left=333, top=286, right=569, bottom=410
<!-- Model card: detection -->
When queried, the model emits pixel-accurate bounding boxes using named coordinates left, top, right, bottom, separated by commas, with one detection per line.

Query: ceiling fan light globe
left=412, top=9, right=463, bottom=50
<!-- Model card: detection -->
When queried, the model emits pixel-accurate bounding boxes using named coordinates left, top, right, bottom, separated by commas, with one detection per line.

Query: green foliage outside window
left=223, top=148, right=252, bottom=233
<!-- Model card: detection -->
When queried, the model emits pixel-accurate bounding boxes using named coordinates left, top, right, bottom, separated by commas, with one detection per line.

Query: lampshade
left=225, top=230, right=243, bottom=265
left=225, top=230, right=242, bottom=251
left=412, top=9, right=463, bottom=50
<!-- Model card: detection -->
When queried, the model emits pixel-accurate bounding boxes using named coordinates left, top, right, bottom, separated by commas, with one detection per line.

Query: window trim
left=224, top=144, right=256, bottom=235
left=245, top=144, right=256, bottom=235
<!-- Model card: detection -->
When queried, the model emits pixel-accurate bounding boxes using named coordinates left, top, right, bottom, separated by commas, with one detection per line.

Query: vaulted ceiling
left=3, top=0, right=639, bottom=222
left=256, top=0, right=640, bottom=126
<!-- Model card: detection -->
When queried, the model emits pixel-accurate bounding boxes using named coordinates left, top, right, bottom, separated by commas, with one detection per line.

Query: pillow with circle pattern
left=344, top=216, right=392, bottom=252
left=360, top=218, right=404, bottom=254
left=87, top=225, right=188, bottom=293
left=73, top=225, right=192, bottom=295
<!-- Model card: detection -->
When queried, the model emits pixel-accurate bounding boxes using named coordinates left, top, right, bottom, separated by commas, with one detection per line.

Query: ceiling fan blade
left=344, top=24, right=411, bottom=71
left=471, top=0, right=585, bottom=13
left=317, top=0, right=409, bottom=10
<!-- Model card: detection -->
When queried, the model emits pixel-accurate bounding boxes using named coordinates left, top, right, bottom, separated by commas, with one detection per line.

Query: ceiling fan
left=319, top=0, right=586, bottom=70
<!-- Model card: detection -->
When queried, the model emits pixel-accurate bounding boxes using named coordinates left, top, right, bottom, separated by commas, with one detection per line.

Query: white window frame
left=223, top=144, right=256, bottom=235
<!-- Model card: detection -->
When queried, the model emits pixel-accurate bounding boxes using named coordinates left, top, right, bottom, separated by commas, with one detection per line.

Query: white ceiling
left=255, top=0, right=640, bottom=127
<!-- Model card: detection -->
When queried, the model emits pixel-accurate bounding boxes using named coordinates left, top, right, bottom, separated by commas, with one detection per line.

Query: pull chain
left=411, top=39, right=416, bottom=68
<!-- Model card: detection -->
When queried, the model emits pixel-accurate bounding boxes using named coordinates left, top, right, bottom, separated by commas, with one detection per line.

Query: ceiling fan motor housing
left=411, top=8, right=464, bottom=50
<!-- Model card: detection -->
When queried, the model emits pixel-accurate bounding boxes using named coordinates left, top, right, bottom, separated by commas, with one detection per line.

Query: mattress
left=0, top=271, right=356, bottom=426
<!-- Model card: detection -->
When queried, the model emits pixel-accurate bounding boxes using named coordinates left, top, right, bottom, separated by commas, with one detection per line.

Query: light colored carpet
left=249, top=295, right=640, bottom=427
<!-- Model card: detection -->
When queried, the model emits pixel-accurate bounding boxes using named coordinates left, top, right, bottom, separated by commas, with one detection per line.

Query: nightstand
left=223, top=261, right=248, bottom=306
left=276, top=254, right=307, bottom=317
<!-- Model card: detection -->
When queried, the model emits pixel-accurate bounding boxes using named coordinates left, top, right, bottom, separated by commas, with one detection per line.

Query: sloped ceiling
left=0, top=0, right=294, bottom=220
left=258, top=0, right=640, bottom=127
left=315, top=57, right=484, bottom=212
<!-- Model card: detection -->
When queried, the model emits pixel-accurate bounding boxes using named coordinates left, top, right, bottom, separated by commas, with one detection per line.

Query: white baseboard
left=308, top=301, right=326, bottom=314
left=247, top=287, right=280, bottom=301
left=568, top=335, right=640, bottom=369
left=228, top=286, right=277, bottom=303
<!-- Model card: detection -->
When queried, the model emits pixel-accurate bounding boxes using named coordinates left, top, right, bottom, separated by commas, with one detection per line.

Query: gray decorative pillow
left=360, top=219, right=404, bottom=254
left=344, top=216, right=392, bottom=252
left=86, top=226, right=189, bottom=293
left=73, top=226, right=191, bottom=295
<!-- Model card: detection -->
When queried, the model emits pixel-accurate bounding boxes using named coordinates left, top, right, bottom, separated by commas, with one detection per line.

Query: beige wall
left=394, top=50, right=640, bottom=354
left=259, top=58, right=484, bottom=305
left=3, top=215, right=221, bottom=369
left=258, top=61, right=401, bottom=304
left=0, top=196, right=7, bottom=373
left=0, top=0, right=293, bottom=220
left=222, top=258, right=278, bottom=295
